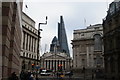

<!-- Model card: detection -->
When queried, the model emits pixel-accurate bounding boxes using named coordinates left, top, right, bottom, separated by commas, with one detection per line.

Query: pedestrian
left=56, top=72, right=59, bottom=78
left=69, top=71, right=73, bottom=78
left=20, top=70, right=25, bottom=80
left=8, top=72, right=19, bottom=80
left=29, top=74, right=35, bottom=80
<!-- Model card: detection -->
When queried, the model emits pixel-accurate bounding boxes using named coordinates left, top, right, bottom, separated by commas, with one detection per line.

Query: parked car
left=65, top=71, right=70, bottom=76
left=40, top=70, right=52, bottom=76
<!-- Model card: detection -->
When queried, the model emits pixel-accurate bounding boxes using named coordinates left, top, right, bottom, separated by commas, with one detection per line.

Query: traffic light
left=32, top=64, right=34, bottom=69
left=58, top=64, right=62, bottom=71
left=58, top=64, right=62, bottom=67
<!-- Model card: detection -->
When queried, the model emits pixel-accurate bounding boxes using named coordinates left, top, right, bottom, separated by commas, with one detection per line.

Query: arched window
left=93, top=34, right=102, bottom=51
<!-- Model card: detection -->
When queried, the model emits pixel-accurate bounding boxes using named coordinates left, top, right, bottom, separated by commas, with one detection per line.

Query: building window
left=26, top=53, right=28, bottom=57
left=94, top=58, right=96, bottom=66
left=82, top=59, right=85, bottom=67
left=26, top=33, right=29, bottom=50
left=29, top=54, right=31, bottom=58
left=93, top=34, right=102, bottom=51
left=23, top=32, right=25, bottom=49
left=23, top=52, right=25, bottom=57
left=34, top=56, right=36, bottom=59
left=96, top=56, right=103, bottom=66
left=76, top=65, right=77, bottom=67
left=34, top=39, right=36, bottom=52
left=29, top=36, right=31, bottom=51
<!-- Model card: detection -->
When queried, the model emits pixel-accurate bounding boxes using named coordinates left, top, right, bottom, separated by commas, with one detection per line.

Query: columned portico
left=40, top=52, right=72, bottom=71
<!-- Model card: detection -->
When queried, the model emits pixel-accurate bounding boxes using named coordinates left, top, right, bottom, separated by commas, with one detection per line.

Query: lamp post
left=36, top=16, right=47, bottom=80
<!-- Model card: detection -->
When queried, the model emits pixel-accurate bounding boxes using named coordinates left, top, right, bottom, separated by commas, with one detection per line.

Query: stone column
left=21, top=31, right=24, bottom=49
left=34, top=38, right=36, bottom=52
left=30, top=36, right=32, bottom=51
left=44, top=60, right=46, bottom=69
left=65, top=61, right=67, bottom=70
left=46, top=60, right=48, bottom=69
left=91, top=46, right=94, bottom=67
left=26, top=34, right=28, bottom=50
left=63, top=61, right=65, bottom=70
left=55, top=60, right=56, bottom=71
left=56, top=60, right=57, bottom=71
left=43, top=59, right=45, bottom=68
left=48, top=60, right=50, bottom=70
left=53, top=60, right=55, bottom=71
left=62, top=60, right=63, bottom=70
left=51, top=60, right=53, bottom=70
left=24, top=33, right=27, bottom=50
left=32, top=37, right=34, bottom=52
left=35, top=39, right=38, bottom=53
left=86, top=46, right=89, bottom=67
left=66, top=59, right=69, bottom=70
left=57, top=60, right=59, bottom=71
left=68, top=59, right=70, bottom=70
left=42, top=60, right=44, bottom=68
left=27, top=35, right=30, bottom=50
left=49, top=60, right=52, bottom=70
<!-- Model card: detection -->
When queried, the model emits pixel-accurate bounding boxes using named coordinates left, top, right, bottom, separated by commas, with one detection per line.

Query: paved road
left=37, top=75, right=104, bottom=80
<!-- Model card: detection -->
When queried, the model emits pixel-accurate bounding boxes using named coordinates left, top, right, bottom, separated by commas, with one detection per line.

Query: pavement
left=37, top=74, right=105, bottom=80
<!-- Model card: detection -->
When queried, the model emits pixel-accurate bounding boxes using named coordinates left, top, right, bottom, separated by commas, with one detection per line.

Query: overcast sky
left=22, top=0, right=114, bottom=57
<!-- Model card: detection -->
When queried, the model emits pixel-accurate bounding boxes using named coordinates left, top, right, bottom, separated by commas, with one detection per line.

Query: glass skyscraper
left=50, top=16, right=70, bottom=56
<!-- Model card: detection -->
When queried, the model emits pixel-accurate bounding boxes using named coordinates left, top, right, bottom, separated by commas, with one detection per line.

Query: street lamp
left=36, top=16, right=48, bottom=80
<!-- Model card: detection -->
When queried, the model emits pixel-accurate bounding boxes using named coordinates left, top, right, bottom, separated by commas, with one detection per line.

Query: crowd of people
left=8, top=70, right=36, bottom=80
left=8, top=70, right=73, bottom=80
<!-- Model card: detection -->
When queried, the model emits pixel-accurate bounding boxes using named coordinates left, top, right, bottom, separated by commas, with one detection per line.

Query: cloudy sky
left=22, top=0, right=114, bottom=56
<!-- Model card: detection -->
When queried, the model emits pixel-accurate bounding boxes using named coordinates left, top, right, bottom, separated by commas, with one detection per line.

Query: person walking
left=20, top=70, right=25, bottom=80
left=8, top=72, right=19, bottom=80
left=29, top=74, right=35, bottom=80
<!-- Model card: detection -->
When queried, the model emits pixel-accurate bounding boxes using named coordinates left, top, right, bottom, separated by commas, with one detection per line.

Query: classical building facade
left=41, top=35, right=72, bottom=71
left=43, top=16, right=72, bottom=71
left=1, top=1, right=23, bottom=80
left=40, top=52, right=72, bottom=71
left=72, top=24, right=104, bottom=72
left=103, top=1, right=120, bottom=80
left=20, top=12, right=39, bottom=72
